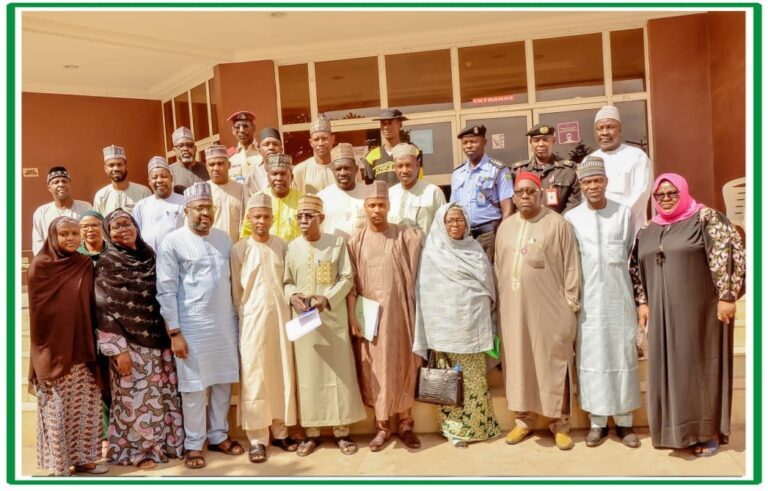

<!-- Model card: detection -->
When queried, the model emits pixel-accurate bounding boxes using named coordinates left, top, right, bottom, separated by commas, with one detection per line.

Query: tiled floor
left=18, top=426, right=746, bottom=479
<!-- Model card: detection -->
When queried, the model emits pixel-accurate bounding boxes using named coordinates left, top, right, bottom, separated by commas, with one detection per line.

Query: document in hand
left=355, top=296, right=381, bottom=342
left=286, top=308, right=322, bottom=341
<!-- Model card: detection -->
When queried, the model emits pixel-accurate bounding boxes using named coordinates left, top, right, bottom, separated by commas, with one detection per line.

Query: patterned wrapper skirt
left=436, top=352, right=501, bottom=443
left=106, top=345, right=185, bottom=465
left=36, top=363, right=102, bottom=476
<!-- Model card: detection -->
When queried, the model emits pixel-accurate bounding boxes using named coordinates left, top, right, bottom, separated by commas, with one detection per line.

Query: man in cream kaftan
left=495, top=172, right=581, bottom=451
left=231, top=193, right=298, bottom=461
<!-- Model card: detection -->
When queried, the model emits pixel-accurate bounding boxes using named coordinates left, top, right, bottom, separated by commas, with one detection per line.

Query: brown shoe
left=616, top=426, right=640, bottom=448
left=368, top=430, right=390, bottom=452
left=585, top=427, right=609, bottom=447
left=400, top=430, right=421, bottom=449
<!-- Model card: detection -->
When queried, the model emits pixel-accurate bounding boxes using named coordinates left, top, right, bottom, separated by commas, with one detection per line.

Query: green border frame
left=6, top=1, right=762, bottom=485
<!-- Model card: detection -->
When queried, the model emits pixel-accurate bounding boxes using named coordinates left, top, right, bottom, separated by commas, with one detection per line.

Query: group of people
left=27, top=104, right=745, bottom=477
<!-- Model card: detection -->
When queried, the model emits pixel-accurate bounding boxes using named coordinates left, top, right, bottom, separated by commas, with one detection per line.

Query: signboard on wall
left=557, top=122, right=580, bottom=144
left=23, top=168, right=39, bottom=177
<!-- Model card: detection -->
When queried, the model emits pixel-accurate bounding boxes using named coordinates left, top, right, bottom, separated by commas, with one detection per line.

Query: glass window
left=459, top=42, right=528, bottom=108
left=614, top=100, right=650, bottom=156
left=316, top=57, right=380, bottom=120
left=279, top=64, right=311, bottom=125
left=174, top=92, right=191, bottom=131
left=163, top=100, right=174, bottom=152
left=334, top=128, right=380, bottom=151
left=611, top=29, right=646, bottom=94
left=534, top=33, right=604, bottom=102
left=208, top=78, right=219, bottom=135
left=538, top=107, right=604, bottom=162
left=190, top=82, right=210, bottom=140
left=283, top=130, right=312, bottom=165
left=386, top=50, right=453, bottom=113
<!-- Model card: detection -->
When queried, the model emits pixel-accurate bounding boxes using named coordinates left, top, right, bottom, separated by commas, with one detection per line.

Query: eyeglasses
left=653, top=191, right=680, bottom=201
left=110, top=222, right=135, bottom=231
left=80, top=223, right=100, bottom=230
left=444, top=218, right=465, bottom=225
left=296, top=213, right=318, bottom=220
left=514, top=188, right=540, bottom=197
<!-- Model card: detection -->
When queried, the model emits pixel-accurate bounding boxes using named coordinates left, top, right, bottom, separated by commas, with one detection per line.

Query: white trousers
left=589, top=413, right=633, bottom=428
left=181, top=383, right=232, bottom=451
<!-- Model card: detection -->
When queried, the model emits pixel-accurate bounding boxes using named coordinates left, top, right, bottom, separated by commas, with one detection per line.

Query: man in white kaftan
left=564, top=156, right=641, bottom=448
left=93, top=144, right=151, bottom=215
left=205, top=144, right=246, bottom=243
left=387, top=143, right=446, bottom=237
left=589, top=105, right=652, bottom=233
left=318, top=143, right=369, bottom=239
left=156, top=182, right=243, bottom=467
left=132, top=156, right=185, bottom=251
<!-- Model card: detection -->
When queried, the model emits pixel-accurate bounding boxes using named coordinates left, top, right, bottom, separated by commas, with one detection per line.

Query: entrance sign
left=557, top=122, right=580, bottom=144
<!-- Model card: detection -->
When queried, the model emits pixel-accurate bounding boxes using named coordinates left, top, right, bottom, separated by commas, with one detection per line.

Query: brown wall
left=21, top=92, right=164, bottom=253
left=212, top=60, right=279, bottom=148
left=648, top=12, right=746, bottom=212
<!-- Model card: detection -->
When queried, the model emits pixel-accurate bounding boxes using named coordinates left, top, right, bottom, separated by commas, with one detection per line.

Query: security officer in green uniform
left=511, top=123, right=581, bottom=214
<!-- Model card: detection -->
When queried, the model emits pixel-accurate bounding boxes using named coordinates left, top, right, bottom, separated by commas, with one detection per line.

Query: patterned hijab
left=651, top=173, right=704, bottom=225
left=28, top=217, right=98, bottom=385
left=94, top=209, right=170, bottom=349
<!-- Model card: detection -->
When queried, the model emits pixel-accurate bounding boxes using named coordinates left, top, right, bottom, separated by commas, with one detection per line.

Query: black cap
left=372, top=108, right=408, bottom=121
left=526, top=123, right=555, bottom=138
left=258, top=127, right=282, bottom=142
left=456, top=124, right=487, bottom=139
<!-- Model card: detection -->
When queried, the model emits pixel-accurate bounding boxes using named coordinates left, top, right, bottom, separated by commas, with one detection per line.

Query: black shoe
left=616, top=426, right=640, bottom=448
left=585, top=426, right=609, bottom=447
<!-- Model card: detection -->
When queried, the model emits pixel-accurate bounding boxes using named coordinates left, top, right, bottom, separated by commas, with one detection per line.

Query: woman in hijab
left=28, top=217, right=107, bottom=476
left=413, top=203, right=500, bottom=448
left=94, top=209, right=184, bottom=469
left=630, top=173, right=745, bottom=457
left=77, top=210, right=108, bottom=263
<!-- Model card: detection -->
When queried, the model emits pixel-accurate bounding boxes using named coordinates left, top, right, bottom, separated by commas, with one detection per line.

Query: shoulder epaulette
left=557, top=159, right=575, bottom=168
left=488, top=158, right=506, bottom=170
left=512, top=159, right=530, bottom=169
left=452, top=163, right=467, bottom=174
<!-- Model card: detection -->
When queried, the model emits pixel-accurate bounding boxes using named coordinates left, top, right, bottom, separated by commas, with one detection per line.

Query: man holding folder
left=346, top=181, right=424, bottom=452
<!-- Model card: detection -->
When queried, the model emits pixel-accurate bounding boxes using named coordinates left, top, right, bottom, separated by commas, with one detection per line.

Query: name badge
left=545, top=188, right=559, bottom=206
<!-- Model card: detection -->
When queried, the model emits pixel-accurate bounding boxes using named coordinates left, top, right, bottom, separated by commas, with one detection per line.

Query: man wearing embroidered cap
left=590, top=105, right=652, bottom=232
left=243, top=127, right=284, bottom=195
left=156, top=181, right=243, bottom=469
left=388, top=142, right=446, bottom=236
left=495, top=171, right=581, bottom=451
left=293, top=115, right=336, bottom=194
left=564, top=156, right=641, bottom=449
left=451, top=124, right=514, bottom=262
left=205, top=144, right=247, bottom=243
left=347, top=180, right=424, bottom=452
left=511, top=123, right=581, bottom=214
left=363, top=108, right=422, bottom=187
left=230, top=192, right=298, bottom=463
left=318, top=143, right=370, bottom=239
left=93, top=144, right=151, bottom=216
left=169, top=127, right=209, bottom=194
left=31, top=166, right=93, bottom=255
left=240, top=153, right=301, bottom=242
left=132, top=156, right=185, bottom=252
left=284, top=194, right=366, bottom=457
left=226, top=110, right=259, bottom=183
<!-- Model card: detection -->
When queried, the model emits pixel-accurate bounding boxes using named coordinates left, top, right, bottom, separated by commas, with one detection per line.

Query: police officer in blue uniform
left=450, top=124, right=514, bottom=261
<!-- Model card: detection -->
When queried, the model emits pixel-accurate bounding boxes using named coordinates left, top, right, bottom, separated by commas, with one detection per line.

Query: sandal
left=368, top=430, right=390, bottom=452
left=297, top=438, right=320, bottom=457
left=136, top=458, right=157, bottom=470
left=271, top=437, right=299, bottom=452
left=248, top=443, right=267, bottom=463
left=208, top=438, right=245, bottom=456
left=336, top=436, right=358, bottom=455
left=693, top=440, right=720, bottom=457
left=183, top=450, right=206, bottom=469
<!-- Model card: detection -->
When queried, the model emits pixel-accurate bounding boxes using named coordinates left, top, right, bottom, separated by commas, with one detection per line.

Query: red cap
left=227, top=110, right=256, bottom=123
left=516, top=171, right=542, bottom=188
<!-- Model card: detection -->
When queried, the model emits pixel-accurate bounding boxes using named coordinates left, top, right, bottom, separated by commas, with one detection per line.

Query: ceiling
left=19, top=8, right=697, bottom=101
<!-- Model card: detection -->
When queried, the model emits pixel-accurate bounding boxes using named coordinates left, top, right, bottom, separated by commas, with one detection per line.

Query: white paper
left=355, top=296, right=381, bottom=342
left=286, top=308, right=322, bottom=342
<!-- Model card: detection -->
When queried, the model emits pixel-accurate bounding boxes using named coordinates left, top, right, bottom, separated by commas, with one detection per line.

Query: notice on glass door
left=492, top=133, right=505, bottom=149
left=409, top=129, right=434, bottom=154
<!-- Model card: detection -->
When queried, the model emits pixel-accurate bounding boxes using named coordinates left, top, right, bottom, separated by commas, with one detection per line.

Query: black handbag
left=415, top=351, right=464, bottom=407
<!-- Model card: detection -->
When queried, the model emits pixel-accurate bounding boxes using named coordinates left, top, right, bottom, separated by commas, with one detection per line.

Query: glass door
left=459, top=111, right=532, bottom=167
